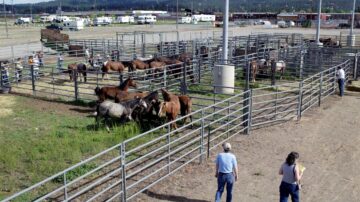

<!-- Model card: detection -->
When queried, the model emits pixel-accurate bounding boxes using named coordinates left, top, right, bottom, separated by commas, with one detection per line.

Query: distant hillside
left=7, top=0, right=360, bottom=14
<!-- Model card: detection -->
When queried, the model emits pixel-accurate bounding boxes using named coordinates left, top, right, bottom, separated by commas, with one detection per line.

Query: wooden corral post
left=271, top=60, right=276, bottom=86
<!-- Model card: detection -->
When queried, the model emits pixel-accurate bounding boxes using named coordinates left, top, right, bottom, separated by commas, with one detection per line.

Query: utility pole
left=3, top=0, right=8, bottom=38
left=348, top=0, right=357, bottom=46
left=222, top=0, right=229, bottom=64
left=315, top=0, right=322, bottom=46
left=176, top=0, right=179, bottom=30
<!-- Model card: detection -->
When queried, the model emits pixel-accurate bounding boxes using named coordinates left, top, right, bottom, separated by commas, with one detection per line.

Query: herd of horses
left=93, top=78, right=192, bottom=131
left=67, top=52, right=196, bottom=83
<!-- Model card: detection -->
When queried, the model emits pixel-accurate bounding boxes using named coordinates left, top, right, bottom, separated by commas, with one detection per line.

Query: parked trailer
left=137, top=15, right=157, bottom=24
left=62, top=20, right=85, bottom=31
left=116, top=16, right=135, bottom=23
left=192, top=14, right=216, bottom=22
left=94, top=16, right=113, bottom=26
left=180, top=17, right=192, bottom=24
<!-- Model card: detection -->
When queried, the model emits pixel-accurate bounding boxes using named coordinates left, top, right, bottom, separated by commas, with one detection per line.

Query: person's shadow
left=144, top=190, right=210, bottom=202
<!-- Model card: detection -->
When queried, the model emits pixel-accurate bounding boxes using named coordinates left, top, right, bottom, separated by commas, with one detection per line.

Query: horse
left=161, top=88, right=192, bottom=124
left=272, top=60, right=286, bottom=80
left=248, top=60, right=259, bottom=82
left=68, top=63, right=87, bottom=82
left=131, top=91, right=161, bottom=125
left=102, top=60, right=125, bottom=80
left=128, top=59, right=150, bottom=72
left=95, top=98, right=148, bottom=132
left=115, top=91, right=149, bottom=103
left=94, top=77, right=137, bottom=102
left=178, top=95, right=193, bottom=124
left=149, top=61, right=166, bottom=78
left=158, top=100, right=181, bottom=130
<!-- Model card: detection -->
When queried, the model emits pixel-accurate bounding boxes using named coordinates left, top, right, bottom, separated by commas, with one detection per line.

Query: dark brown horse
left=102, top=60, right=125, bottom=79
left=94, top=78, right=137, bottom=102
left=161, top=89, right=192, bottom=124
left=68, top=63, right=87, bottom=82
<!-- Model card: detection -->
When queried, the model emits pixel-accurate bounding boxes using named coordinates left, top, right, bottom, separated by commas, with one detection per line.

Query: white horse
left=95, top=98, right=147, bottom=132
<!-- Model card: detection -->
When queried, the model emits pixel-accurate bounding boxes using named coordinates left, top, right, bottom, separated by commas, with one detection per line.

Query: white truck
left=137, top=15, right=157, bottom=24
left=14, top=17, right=32, bottom=25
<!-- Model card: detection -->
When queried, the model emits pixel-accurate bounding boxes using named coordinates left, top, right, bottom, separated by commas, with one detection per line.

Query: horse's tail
left=95, top=86, right=101, bottom=96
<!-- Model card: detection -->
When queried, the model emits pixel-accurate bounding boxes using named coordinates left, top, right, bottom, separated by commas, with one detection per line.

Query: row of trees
left=3, top=0, right=359, bottom=15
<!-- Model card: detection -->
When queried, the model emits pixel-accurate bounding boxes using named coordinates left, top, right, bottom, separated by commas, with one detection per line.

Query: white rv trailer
left=180, top=17, right=192, bottom=24
left=40, top=15, right=56, bottom=23
left=14, top=17, right=32, bottom=25
left=137, top=15, right=157, bottom=24
left=192, top=14, right=216, bottom=22
left=116, top=16, right=135, bottom=23
left=94, top=16, right=113, bottom=26
left=62, top=19, right=85, bottom=31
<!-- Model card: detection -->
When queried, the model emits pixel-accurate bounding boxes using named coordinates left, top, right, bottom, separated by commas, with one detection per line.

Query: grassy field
left=0, top=95, right=141, bottom=200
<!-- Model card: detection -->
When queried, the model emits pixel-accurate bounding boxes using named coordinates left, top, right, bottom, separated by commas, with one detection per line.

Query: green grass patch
left=0, top=96, right=141, bottom=200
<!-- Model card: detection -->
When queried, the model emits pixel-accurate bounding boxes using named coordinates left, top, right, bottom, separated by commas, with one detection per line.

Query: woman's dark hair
left=286, top=152, right=299, bottom=166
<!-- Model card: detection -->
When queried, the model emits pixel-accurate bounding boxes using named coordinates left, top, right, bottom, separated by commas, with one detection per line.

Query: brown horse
left=102, top=60, right=125, bottom=79
left=249, top=60, right=258, bottom=82
left=161, top=88, right=192, bottom=124
left=94, top=78, right=137, bottom=102
left=178, top=95, right=193, bottom=124
left=128, top=59, right=150, bottom=72
left=149, top=61, right=166, bottom=78
left=68, top=63, right=87, bottom=82
left=158, top=101, right=181, bottom=130
left=115, top=91, right=149, bottom=103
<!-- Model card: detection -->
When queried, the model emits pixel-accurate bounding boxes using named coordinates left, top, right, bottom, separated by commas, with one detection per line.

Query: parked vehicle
left=180, top=17, right=192, bottom=24
left=137, top=15, right=157, bottom=24
left=62, top=20, right=84, bottom=31
left=45, top=24, right=62, bottom=30
left=116, top=16, right=135, bottom=24
left=278, top=21, right=288, bottom=28
left=94, top=16, right=113, bottom=26
left=191, top=14, right=216, bottom=22
left=14, top=17, right=31, bottom=25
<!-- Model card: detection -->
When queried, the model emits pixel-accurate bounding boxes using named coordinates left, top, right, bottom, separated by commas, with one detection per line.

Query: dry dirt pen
left=0, top=33, right=358, bottom=202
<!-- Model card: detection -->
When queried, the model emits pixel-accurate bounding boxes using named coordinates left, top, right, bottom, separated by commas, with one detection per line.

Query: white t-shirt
left=337, top=69, right=345, bottom=80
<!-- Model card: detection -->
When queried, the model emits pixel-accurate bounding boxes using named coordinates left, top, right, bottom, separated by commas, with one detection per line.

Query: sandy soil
left=135, top=92, right=360, bottom=202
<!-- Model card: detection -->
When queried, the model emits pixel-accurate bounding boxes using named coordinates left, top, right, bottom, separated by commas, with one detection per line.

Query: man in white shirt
left=215, top=142, right=238, bottom=202
left=336, top=66, right=346, bottom=97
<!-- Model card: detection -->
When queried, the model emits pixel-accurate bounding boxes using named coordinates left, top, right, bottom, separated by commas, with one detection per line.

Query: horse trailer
left=14, top=17, right=32, bottom=25
left=62, top=20, right=85, bottom=31
left=180, top=17, right=192, bottom=24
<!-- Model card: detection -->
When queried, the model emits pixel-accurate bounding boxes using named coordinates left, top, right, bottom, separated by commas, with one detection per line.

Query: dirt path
left=135, top=93, right=360, bottom=202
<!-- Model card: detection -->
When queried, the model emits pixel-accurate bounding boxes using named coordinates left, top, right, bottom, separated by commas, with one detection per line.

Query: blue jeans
left=338, top=79, right=345, bottom=97
left=215, top=173, right=234, bottom=202
left=279, top=181, right=300, bottom=202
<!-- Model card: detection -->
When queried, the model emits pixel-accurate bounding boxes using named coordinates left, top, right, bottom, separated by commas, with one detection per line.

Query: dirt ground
left=135, top=92, right=360, bottom=202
